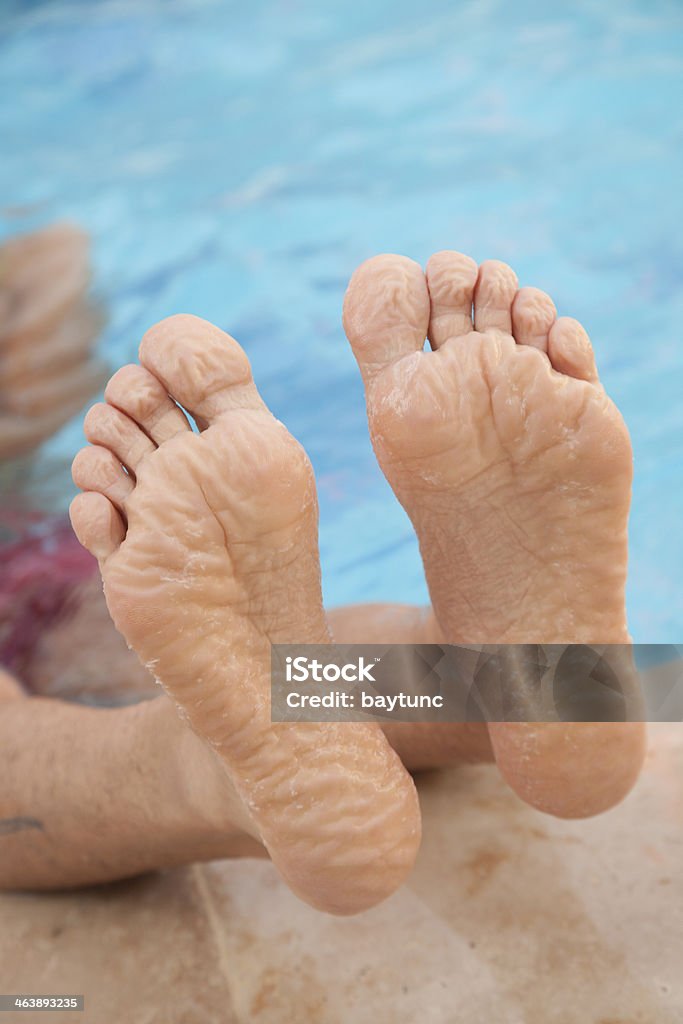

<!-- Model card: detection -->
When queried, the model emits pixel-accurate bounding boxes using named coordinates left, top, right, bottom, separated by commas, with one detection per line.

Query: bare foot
left=70, top=314, right=420, bottom=915
left=343, top=251, right=645, bottom=817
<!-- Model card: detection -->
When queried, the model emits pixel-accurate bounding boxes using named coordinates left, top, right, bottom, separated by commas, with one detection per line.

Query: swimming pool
left=1, top=0, right=682, bottom=641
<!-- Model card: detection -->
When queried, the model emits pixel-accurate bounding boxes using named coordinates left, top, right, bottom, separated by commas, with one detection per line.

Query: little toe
left=105, top=364, right=191, bottom=443
left=69, top=491, right=126, bottom=561
left=342, top=254, right=429, bottom=381
left=511, top=287, right=556, bottom=352
left=72, top=444, right=134, bottom=512
left=473, top=259, right=518, bottom=334
left=548, top=317, right=599, bottom=383
left=84, top=402, right=156, bottom=472
left=426, top=250, right=478, bottom=348
left=138, top=314, right=263, bottom=424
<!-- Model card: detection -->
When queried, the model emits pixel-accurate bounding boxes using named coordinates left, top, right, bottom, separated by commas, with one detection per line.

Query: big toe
left=138, top=314, right=264, bottom=425
left=342, top=254, right=429, bottom=381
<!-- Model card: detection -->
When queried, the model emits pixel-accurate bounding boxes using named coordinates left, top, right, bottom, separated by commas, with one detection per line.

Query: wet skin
left=0, top=250, right=645, bottom=912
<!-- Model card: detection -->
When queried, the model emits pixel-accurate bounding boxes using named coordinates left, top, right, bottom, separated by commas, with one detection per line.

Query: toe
left=105, top=364, right=191, bottom=443
left=342, top=254, right=429, bottom=380
left=69, top=491, right=126, bottom=561
left=84, top=402, right=156, bottom=472
left=511, top=287, right=556, bottom=352
left=138, top=314, right=262, bottom=424
left=425, top=250, right=478, bottom=348
left=548, top=317, right=599, bottom=383
left=473, top=259, right=518, bottom=334
left=72, top=445, right=134, bottom=512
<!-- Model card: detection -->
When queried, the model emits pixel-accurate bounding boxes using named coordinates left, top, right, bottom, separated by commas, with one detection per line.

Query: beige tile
left=0, top=868, right=237, bottom=1024
left=200, top=724, right=683, bottom=1024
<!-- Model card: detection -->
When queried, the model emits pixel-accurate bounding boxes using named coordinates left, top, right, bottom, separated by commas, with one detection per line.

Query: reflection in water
left=0, top=222, right=106, bottom=465
left=0, top=221, right=109, bottom=698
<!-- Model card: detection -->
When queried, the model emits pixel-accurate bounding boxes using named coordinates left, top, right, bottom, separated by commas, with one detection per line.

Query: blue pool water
left=1, top=0, right=682, bottom=641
